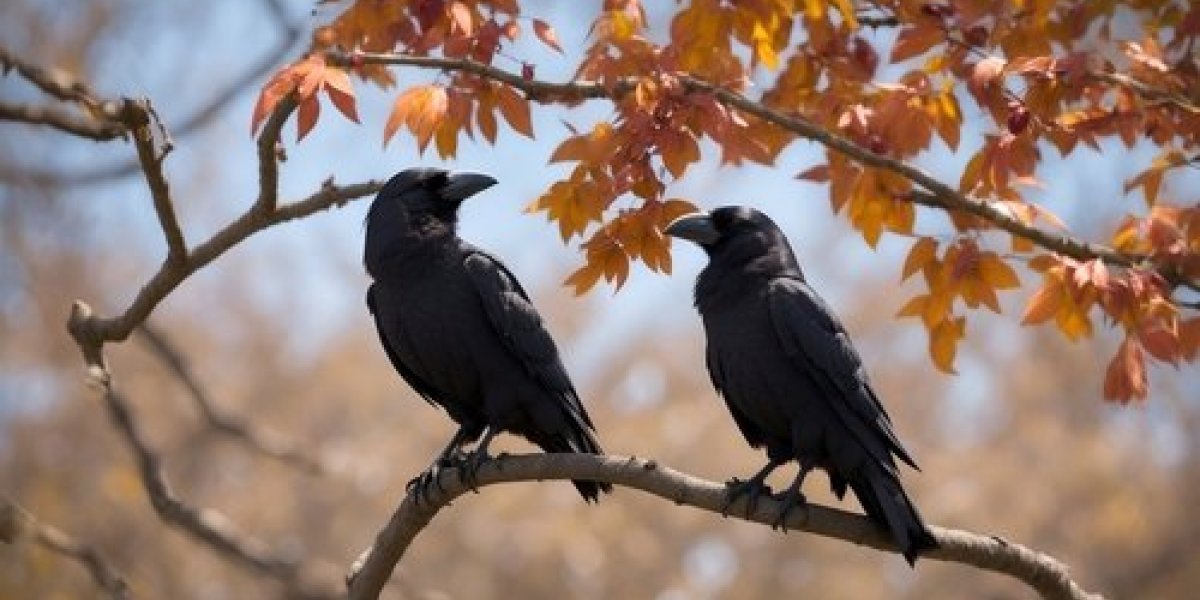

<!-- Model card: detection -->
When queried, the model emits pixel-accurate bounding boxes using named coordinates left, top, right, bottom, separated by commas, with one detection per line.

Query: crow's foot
left=722, top=477, right=773, bottom=519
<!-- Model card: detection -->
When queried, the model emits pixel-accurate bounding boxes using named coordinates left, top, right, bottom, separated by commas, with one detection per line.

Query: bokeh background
left=2, top=1, right=1199, bottom=598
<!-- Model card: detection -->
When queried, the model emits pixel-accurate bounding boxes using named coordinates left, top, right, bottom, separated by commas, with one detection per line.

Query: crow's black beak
left=665, top=213, right=720, bottom=245
left=440, top=172, right=497, bottom=202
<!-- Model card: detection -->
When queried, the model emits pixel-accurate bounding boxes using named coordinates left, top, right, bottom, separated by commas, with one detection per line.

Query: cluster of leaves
left=252, top=0, right=1200, bottom=401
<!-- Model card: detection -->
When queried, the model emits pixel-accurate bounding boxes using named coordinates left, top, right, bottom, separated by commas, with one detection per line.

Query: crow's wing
left=766, top=277, right=919, bottom=471
left=462, top=249, right=595, bottom=430
left=367, top=284, right=440, bottom=407
left=705, top=348, right=769, bottom=448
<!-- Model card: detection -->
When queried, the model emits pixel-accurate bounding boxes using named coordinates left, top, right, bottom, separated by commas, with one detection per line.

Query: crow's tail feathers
left=850, top=470, right=938, bottom=566
left=530, top=425, right=613, bottom=503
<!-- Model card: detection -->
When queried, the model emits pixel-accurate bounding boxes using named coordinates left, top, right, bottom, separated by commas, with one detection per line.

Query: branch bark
left=328, top=50, right=1200, bottom=295
left=347, top=454, right=1103, bottom=600
left=2, top=497, right=132, bottom=600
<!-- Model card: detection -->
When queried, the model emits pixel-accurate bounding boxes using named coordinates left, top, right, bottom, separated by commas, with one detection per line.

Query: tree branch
left=2, top=497, right=132, bottom=600
left=121, top=98, right=186, bottom=263
left=328, top=51, right=1198, bottom=295
left=138, top=323, right=326, bottom=474
left=1089, top=71, right=1200, bottom=116
left=346, top=454, right=1103, bottom=600
left=0, top=100, right=126, bottom=140
left=0, top=0, right=304, bottom=186
left=82, top=368, right=340, bottom=599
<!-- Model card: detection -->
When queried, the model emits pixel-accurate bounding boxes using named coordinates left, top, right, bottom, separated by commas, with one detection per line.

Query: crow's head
left=665, top=205, right=803, bottom=278
left=364, top=168, right=496, bottom=274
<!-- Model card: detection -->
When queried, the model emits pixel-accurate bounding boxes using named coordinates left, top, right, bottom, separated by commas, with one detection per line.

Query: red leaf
left=495, top=85, right=533, bottom=137
left=533, top=18, right=564, bottom=53
left=296, top=94, right=320, bottom=142
left=796, top=164, right=830, bottom=182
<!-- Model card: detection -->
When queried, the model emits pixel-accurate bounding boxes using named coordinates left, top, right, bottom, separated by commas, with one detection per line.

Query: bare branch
left=2, top=497, right=132, bottom=600
left=328, top=51, right=1198, bottom=295
left=347, top=454, right=1103, bottom=600
left=139, top=323, right=326, bottom=474
left=0, top=44, right=109, bottom=108
left=81, top=369, right=341, bottom=599
left=120, top=98, right=186, bottom=263
left=0, top=100, right=125, bottom=140
left=0, top=1, right=304, bottom=186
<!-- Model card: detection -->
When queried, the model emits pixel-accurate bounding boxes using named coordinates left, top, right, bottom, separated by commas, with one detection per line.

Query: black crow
left=364, top=168, right=610, bottom=502
left=665, top=206, right=937, bottom=564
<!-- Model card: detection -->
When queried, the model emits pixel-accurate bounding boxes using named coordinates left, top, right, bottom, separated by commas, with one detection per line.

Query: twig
left=0, top=0, right=305, bottom=186
left=2, top=497, right=132, bottom=600
left=121, top=98, right=186, bottom=263
left=346, top=454, right=1103, bottom=600
left=0, top=100, right=126, bottom=140
left=1089, top=71, right=1200, bottom=116
left=328, top=50, right=1199, bottom=295
left=139, top=323, right=326, bottom=474
left=85, top=369, right=342, bottom=599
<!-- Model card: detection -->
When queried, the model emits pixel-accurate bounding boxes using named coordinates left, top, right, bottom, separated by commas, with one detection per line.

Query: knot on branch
left=67, top=300, right=109, bottom=379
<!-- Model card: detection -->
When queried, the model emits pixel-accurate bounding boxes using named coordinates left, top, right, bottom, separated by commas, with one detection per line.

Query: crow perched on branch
left=363, top=168, right=610, bottom=502
left=666, top=206, right=937, bottom=564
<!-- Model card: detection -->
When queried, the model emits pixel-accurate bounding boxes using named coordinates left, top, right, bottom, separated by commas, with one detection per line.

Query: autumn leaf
left=902, top=237, right=938, bottom=281
left=532, top=18, right=563, bottom=53
left=383, top=84, right=449, bottom=152
left=930, top=316, right=966, bottom=374
left=495, top=84, right=533, bottom=137
left=890, top=25, right=942, bottom=63
left=1104, top=335, right=1148, bottom=403
left=251, top=55, right=359, bottom=140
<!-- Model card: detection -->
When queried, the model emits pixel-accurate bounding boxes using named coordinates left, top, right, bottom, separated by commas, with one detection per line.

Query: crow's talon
left=722, top=477, right=772, bottom=519
left=771, top=490, right=807, bottom=532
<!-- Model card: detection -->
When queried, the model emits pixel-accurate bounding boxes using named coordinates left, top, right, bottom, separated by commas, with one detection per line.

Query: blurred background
left=2, top=1, right=1198, bottom=598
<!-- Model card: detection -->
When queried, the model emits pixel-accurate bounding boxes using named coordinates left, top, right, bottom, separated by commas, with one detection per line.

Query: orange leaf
left=796, top=164, right=830, bottom=182
left=383, top=85, right=449, bottom=150
left=564, top=263, right=603, bottom=295
left=1103, top=336, right=1147, bottom=403
left=495, top=85, right=533, bottom=137
left=979, top=253, right=1020, bottom=289
left=902, top=237, right=938, bottom=281
left=657, top=198, right=700, bottom=228
left=1021, top=280, right=1060, bottom=324
left=929, top=316, right=965, bottom=374
left=533, top=18, right=564, bottom=53
left=896, top=294, right=928, bottom=318
left=449, top=1, right=474, bottom=35
left=324, top=69, right=360, bottom=124
left=890, top=26, right=942, bottom=63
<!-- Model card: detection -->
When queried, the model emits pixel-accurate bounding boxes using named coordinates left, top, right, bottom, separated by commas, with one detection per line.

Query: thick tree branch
left=331, top=51, right=1199, bottom=294
left=347, top=454, right=1102, bottom=600
left=2, top=497, right=132, bottom=600
left=139, top=323, right=326, bottom=474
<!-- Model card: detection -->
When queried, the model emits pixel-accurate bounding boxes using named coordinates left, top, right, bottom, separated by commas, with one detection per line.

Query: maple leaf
left=251, top=55, right=359, bottom=141
left=383, top=84, right=449, bottom=153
